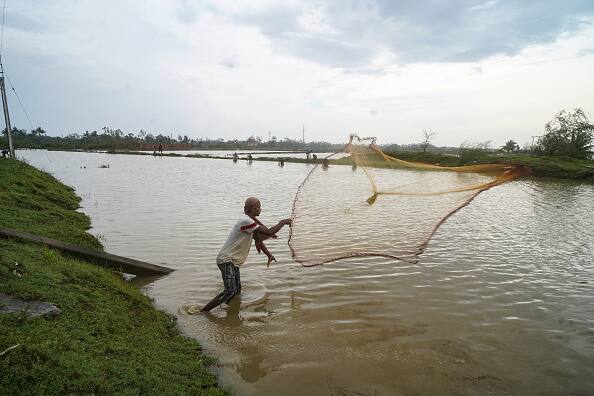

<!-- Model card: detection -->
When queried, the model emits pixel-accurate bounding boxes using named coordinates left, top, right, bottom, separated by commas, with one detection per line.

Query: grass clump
left=0, top=159, right=101, bottom=249
left=0, top=157, right=226, bottom=395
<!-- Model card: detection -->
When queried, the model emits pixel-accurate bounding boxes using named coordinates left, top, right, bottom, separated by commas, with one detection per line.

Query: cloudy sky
left=4, top=0, right=594, bottom=146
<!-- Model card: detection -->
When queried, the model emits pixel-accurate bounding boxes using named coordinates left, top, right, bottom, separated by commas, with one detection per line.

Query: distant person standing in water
left=158, top=143, right=163, bottom=155
left=153, top=144, right=157, bottom=155
left=200, top=197, right=291, bottom=312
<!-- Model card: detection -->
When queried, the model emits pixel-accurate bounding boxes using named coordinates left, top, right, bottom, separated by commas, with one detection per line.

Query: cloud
left=211, top=0, right=594, bottom=67
left=277, top=33, right=376, bottom=67
left=4, top=8, right=49, bottom=33
left=176, top=0, right=199, bottom=24
left=468, top=0, right=498, bottom=12
left=578, top=47, right=594, bottom=56
left=341, top=67, right=388, bottom=76
left=220, top=55, right=240, bottom=69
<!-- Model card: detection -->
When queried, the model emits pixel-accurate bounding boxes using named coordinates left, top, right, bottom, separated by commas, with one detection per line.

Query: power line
left=6, top=75, right=34, bottom=130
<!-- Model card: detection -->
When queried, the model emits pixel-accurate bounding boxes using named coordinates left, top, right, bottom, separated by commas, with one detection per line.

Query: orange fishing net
left=288, top=134, right=527, bottom=266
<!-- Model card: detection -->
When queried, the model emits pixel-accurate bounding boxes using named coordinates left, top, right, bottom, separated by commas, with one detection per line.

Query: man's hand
left=281, top=218, right=292, bottom=226
left=267, top=254, right=277, bottom=267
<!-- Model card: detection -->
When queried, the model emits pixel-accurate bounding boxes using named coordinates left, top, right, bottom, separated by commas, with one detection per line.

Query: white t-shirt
left=216, top=214, right=260, bottom=266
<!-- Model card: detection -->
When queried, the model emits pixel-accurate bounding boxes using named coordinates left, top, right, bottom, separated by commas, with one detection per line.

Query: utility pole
left=0, top=60, right=14, bottom=158
left=302, top=126, right=305, bottom=144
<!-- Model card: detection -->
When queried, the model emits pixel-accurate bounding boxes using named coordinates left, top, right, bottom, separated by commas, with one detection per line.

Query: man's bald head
left=244, top=197, right=261, bottom=216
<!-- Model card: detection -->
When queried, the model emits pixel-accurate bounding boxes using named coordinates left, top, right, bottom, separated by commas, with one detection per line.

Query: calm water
left=17, top=150, right=594, bottom=395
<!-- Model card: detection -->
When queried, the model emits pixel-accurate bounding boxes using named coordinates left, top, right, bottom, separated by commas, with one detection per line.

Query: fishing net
left=288, top=134, right=526, bottom=266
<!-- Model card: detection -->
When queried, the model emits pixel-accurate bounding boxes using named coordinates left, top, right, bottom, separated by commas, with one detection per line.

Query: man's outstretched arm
left=255, top=218, right=291, bottom=237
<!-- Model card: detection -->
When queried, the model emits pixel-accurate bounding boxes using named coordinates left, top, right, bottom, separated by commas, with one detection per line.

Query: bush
left=538, top=108, right=594, bottom=159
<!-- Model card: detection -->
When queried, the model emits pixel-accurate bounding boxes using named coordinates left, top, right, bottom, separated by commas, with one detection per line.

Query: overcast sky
left=3, top=0, right=594, bottom=146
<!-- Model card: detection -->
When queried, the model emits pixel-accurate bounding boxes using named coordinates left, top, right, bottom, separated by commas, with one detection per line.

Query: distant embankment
left=124, top=143, right=192, bottom=150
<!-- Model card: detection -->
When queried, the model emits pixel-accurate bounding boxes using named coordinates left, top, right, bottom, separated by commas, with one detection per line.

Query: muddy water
left=18, top=150, right=594, bottom=395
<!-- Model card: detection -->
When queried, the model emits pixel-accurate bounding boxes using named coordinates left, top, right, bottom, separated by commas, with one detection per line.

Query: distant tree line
left=0, top=127, right=345, bottom=152
left=2, top=108, right=592, bottom=159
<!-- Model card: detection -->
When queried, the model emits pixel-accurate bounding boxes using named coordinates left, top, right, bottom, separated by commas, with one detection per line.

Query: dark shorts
left=216, top=262, right=241, bottom=304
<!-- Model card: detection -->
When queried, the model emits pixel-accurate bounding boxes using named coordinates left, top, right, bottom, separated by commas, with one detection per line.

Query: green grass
left=0, top=159, right=101, bottom=249
left=485, top=153, right=594, bottom=180
left=0, top=157, right=226, bottom=395
left=332, top=150, right=594, bottom=181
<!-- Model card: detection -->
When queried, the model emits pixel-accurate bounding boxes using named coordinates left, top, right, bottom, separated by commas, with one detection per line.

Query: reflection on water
left=17, top=150, right=594, bottom=395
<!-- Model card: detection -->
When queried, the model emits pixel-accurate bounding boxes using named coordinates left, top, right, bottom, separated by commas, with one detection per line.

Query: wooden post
left=0, top=73, right=14, bottom=158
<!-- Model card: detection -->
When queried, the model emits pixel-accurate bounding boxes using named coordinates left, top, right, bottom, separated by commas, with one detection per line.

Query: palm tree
left=502, top=139, right=518, bottom=153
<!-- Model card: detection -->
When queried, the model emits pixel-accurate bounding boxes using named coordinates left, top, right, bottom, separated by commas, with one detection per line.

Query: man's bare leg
left=200, top=295, right=223, bottom=312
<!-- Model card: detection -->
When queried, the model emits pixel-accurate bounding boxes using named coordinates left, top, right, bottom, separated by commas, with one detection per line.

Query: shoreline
left=0, top=157, right=227, bottom=395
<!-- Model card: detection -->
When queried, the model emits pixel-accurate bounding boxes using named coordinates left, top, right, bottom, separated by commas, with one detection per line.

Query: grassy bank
left=332, top=150, right=594, bottom=181
left=0, top=158, right=225, bottom=395
left=484, top=153, right=594, bottom=180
